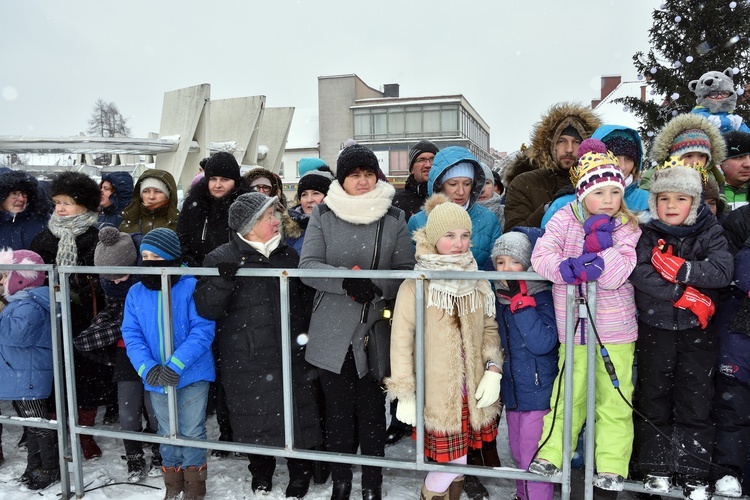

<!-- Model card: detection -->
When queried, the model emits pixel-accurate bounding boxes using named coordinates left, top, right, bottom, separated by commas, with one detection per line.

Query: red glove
left=508, top=281, right=536, bottom=313
left=651, top=239, right=686, bottom=283
left=673, top=286, right=715, bottom=329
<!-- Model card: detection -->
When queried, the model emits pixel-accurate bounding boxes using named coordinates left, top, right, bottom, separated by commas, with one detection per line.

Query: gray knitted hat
left=95, top=226, right=138, bottom=280
left=648, top=166, right=703, bottom=226
left=491, top=232, right=532, bottom=270
left=229, top=192, right=278, bottom=236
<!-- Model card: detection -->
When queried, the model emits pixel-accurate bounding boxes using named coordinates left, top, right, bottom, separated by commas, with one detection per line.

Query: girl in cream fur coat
left=386, top=194, right=503, bottom=500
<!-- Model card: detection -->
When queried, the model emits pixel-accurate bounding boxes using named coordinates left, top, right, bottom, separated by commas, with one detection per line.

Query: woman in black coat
left=194, top=192, right=322, bottom=499
left=30, top=171, right=111, bottom=460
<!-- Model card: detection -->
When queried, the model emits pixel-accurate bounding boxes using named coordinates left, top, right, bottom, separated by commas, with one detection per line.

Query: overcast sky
left=1, top=0, right=659, bottom=154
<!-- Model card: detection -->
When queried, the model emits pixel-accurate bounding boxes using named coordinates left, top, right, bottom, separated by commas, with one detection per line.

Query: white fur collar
left=324, top=181, right=396, bottom=225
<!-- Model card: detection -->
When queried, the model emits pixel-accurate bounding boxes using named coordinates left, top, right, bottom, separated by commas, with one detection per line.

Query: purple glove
left=572, top=253, right=605, bottom=282
left=583, top=215, right=617, bottom=253
left=559, top=258, right=582, bottom=284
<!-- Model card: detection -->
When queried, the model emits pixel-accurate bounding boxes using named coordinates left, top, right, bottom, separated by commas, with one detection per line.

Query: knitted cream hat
left=424, top=194, right=472, bottom=247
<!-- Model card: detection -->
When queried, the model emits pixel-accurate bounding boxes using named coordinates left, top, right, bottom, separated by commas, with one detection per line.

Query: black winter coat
left=391, top=174, right=428, bottom=222
left=30, top=226, right=114, bottom=408
left=177, top=180, right=251, bottom=267
left=193, top=233, right=321, bottom=449
left=630, top=211, right=734, bottom=331
left=722, top=203, right=750, bottom=254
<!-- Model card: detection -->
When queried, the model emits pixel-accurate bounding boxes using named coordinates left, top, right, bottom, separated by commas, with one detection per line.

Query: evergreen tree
left=615, top=0, right=750, bottom=146
left=86, top=99, right=131, bottom=165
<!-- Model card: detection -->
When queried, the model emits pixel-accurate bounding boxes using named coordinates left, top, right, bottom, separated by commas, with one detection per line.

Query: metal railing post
left=584, top=282, right=597, bottom=500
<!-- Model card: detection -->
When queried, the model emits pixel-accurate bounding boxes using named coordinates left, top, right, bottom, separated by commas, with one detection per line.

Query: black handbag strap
left=370, top=216, right=385, bottom=270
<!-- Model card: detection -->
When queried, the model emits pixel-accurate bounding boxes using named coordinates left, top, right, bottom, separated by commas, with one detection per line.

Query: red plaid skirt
left=415, top=395, right=498, bottom=462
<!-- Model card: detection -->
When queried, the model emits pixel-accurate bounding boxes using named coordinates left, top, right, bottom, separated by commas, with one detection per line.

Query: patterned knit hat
left=670, top=128, right=712, bottom=163
left=491, top=232, right=532, bottom=271
left=95, top=226, right=138, bottom=280
left=228, top=192, right=278, bottom=236
left=204, top=152, right=241, bottom=182
left=140, top=228, right=181, bottom=261
left=570, top=139, right=625, bottom=202
left=408, top=140, right=440, bottom=171
left=601, top=129, right=641, bottom=169
left=0, top=248, right=45, bottom=296
left=648, top=158, right=704, bottom=226
left=424, top=194, right=472, bottom=247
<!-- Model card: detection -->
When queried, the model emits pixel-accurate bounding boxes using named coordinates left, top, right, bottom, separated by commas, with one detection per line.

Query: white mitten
left=474, top=370, right=502, bottom=409
left=395, top=396, right=417, bottom=427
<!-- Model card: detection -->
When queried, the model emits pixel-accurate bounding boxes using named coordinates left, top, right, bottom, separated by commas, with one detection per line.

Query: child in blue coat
left=492, top=232, right=558, bottom=500
left=121, top=228, right=215, bottom=500
left=0, top=249, right=57, bottom=490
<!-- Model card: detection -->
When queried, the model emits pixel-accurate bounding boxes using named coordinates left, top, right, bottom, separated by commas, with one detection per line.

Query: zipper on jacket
left=201, top=217, right=208, bottom=242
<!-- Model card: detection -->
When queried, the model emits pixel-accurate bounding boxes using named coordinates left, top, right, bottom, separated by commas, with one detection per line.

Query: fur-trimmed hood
left=650, top=113, right=727, bottom=169
left=0, top=169, right=51, bottom=217
left=526, top=102, right=601, bottom=172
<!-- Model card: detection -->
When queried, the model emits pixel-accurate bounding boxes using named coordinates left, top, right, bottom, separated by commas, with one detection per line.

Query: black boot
left=286, top=459, right=313, bottom=498
left=463, top=475, right=489, bottom=500
left=361, top=485, right=382, bottom=500
left=27, top=468, right=61, bottom=490
left=331, top=480, right=352, bottom=500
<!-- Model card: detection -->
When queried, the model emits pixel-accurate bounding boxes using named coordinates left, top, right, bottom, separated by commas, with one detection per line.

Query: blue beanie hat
left=441, top=162, right=475, bottom=183
left=298, top=157, right=329, bottom=177
left=140, top=228, right=181, bottom=261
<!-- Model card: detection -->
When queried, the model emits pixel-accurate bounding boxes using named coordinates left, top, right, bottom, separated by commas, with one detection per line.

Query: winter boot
left=149, top=447, right=164, bottom=477
left=331, top=480, right=352, bottom=500
left=27, top=468, right=61, bottom=490
left=361, top=485, right=382, bottom=500
left=162, top=466, right=184, bottom=500
left=21, top=433, right=43, bottom=483
left=480, top=438, right=502, bottom=467
left=103, top=404, right=119, bottom=425
left=464, top=447, right=489, bottom=499
left=419, top=483, right=447, bottom=500
left=183, top=464, right=207, bottom=500
left=126, top=453, right=147, bottom=483
left=643, top=473, right=672, bottom=493
left=448, top=476, right=465, bottom=500
left=78, top=407, right=102, bottom=459
left=286, top=459, right=313, bottom=498
left=682, top=477, right=711, bottom=500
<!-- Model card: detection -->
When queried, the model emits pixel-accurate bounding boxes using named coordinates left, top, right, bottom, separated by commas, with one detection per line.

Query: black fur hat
left=50, top=171, right=100, bottom=212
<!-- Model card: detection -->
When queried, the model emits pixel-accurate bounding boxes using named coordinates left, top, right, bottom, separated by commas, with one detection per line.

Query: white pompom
left=671, top=93, right=680, bottom=100
left=686, top=56, right=694, bottom=63
left=674, top=15, right=682, bottom=22
left=650, top=67, right=658, bottom=74
left=730, top=1, right=737, bottom=9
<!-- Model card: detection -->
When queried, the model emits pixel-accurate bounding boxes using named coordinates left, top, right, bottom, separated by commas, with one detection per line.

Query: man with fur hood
left=503, top=102, right=601, bottom=232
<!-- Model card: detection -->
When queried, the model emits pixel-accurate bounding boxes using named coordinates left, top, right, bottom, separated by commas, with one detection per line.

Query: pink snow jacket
left=531, top=204, right=641, bottom=345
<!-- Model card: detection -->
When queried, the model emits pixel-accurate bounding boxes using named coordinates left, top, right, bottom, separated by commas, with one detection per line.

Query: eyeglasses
left=706, top=91, right=732, bottom=99
left=415, top=157, right=434, bottom=165
left=251, top=185, right=273, bottom=193
left=7, top=191, right=28, bottom=199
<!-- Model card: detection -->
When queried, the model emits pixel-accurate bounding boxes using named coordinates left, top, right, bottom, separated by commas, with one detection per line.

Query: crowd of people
left=0, top=95, right=749, bottom=500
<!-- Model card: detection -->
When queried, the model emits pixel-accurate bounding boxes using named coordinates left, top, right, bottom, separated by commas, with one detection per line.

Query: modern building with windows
left=315, top=74, right=492, bottom=183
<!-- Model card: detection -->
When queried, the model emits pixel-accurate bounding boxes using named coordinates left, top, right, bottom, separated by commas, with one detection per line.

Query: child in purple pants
left=492, top=231, right=559, bottom=500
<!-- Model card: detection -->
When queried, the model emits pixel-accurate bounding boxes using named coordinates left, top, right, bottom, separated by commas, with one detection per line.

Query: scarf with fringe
left=47, top=211, right=98, bottom=266
left=415, top=251, right=495, bottom=318
left=323, top=180, right=395, bottom=225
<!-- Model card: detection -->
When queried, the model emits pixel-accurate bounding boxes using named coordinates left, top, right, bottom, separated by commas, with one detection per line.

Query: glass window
left=354, top=111, right=371, bottom=138
left=389, top=110, right=405, bottom=135
left=423, top=106, right=440, bottom=133
left=441, top=107, right=458, bottom=134
left=390, top=149, right=409, bottom=176
left=373, top=111, right=387, bottom=137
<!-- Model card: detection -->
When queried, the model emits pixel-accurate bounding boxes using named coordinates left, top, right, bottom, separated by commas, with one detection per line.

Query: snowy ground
left=1, top=399, right=733, bottom=499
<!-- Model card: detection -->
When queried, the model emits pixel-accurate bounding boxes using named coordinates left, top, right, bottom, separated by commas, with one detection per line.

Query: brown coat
left=385, top=230, right=503, bottom=434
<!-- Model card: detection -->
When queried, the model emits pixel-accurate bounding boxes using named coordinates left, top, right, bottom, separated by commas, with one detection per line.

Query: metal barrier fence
left=0, top=263, right=686, bottom=499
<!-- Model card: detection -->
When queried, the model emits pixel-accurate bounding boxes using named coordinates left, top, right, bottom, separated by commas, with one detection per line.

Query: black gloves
left=505, top=280, right=521, bottom=297
left=342, top=277, right=383, bottom=304
left=217, top=261, right=241, bottom=281
left=158, top=366, right=180, bottom=387
left=146, top=366, right=162, bottom=386
left=146, top=365, right=180, bottom=386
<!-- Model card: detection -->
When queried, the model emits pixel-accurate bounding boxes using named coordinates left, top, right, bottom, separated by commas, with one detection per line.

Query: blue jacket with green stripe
left=122, top=275, right=215, bottom=393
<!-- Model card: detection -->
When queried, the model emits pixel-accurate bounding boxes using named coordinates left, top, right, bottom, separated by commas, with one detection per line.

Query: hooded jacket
left=0, top=170, right=52, bottom=249
left=0, top=286, right=52, bottom=400
left=119, top=169, right=179, bottom=235
left=640, top=113, right=728, bottom=191
left=408, top=146, right=502, bottom=268
left=176, top=177, right=252, bottom=267
left=503, top=103, right=601, bottom=231
left=385, top=226, right=502, bottom=434
left=98, top=171, right=134, bottom=229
